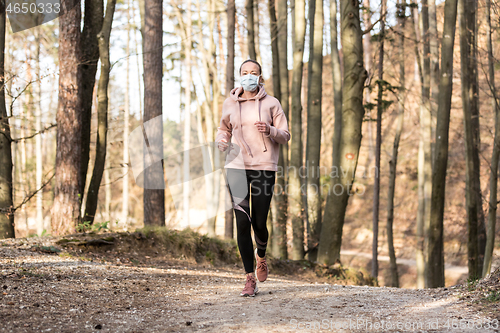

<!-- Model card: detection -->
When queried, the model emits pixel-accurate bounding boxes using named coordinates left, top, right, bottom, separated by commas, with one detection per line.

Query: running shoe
left=240, top=274, right=258, bottom=297
left=255, top=248, right=269, bottom=282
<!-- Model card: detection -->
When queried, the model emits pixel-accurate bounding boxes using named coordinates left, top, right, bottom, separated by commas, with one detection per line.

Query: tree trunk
left=362, top=0, right=374, bottom=175
left=469, top=0, right=486, bottom=276
left=330, top=0, right=342, bottom=192
left=414, top=0, right=433, bottom=289
left=459, top=0, right=483, bottom=279
left=269, top=0, right=280, bottom=101
left=427, top=0, right=459, bottom=288
left=482, top=0, right=498, bottom=278
left=35, top=28, right=43, bottom=236
left=104, top=154, right=111, bottom=221
left=79, top=0, right=104, bottom=200
left=289, top=0, right=306, bottom=260
left=83, top=0, right=116, bottom=224
left=204, top=0, right=221, bottom=237
left=268, top=0, right=281, bottom=253
left=429, top=0, right=439, bottom=162
left=246, top=0, right=257, bottom=59
left=371, top=0, right=386, bottom=281
left=225, top=0, right=235, bottom=239
left=143, top=0, right=165, bottom=226
left=122, top=0, right=131, bottom=230
left=305, top=0, right=323, bottom=262
left=254, top=0, right=262, bottom=64
left=183, top=0, right=192, bottom=228
left=0, top=7, right=14, bottom=239
left=51, top=1, right=83, bottom=236
left=317, top=0, right=367, bottom=265
left=386, top=0, right=406, bottom=288
left=274, top=0, right=289, bottom=259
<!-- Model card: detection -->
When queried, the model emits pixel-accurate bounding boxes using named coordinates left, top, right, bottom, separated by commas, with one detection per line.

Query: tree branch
left=12, top=123, right=56, bottom=143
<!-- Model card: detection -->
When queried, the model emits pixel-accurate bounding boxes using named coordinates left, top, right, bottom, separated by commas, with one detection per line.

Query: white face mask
left=240, top=74, right=261, bottom=92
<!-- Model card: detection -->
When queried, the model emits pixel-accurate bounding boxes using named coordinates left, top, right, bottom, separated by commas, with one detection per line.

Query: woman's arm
left=264, top=102, right=291, bottom=144
left=215, top=100, right=233, bottom=143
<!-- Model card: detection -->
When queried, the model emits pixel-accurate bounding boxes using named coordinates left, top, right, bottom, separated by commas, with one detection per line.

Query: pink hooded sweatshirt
left=215, top=85, right=291, bottom=171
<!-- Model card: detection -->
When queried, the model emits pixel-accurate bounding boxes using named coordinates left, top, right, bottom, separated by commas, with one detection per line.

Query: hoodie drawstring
left=257, top=99, right=267, bottom=152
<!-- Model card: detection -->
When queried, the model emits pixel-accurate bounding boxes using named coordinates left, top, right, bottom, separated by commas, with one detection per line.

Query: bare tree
left=371, top=0, right=387, bottom=280
left=122, top=0, right=132, bottom=230
left=305, top=0, right=323, bottom=262
left=273, top=0, right=289, bottom=258
left=330, top=0, right=342, bottom=195
left=427, top=0, right=459, bottom=288
left=79, top=0, right=104, bottom=200
left=83, top=0, right=117, bottom=224
left=51, top=0, right=83, bottom=235
left=34, top=28, right=43, bottom=235
left=246, top=0, right=257, bottom=59
left=143, top=0, right=165, bottom=226
left=225, top=0, right=236, bottom=239
left=386, top=0, right=406, bottom=288
left=483, top=0, right=499, bottom=278
left=0, top=4, right=14, bottom=239
left=317, top=0, right=367, bottom=265
left=290, top=0, right=306, bottom=260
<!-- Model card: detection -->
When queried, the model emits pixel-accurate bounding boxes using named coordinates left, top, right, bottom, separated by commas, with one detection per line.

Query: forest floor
left=1, top=232, right=499, bottom=333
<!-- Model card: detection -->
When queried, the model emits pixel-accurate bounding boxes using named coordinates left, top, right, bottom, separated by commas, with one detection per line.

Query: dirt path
left=1, top=242, right=498, bottom=333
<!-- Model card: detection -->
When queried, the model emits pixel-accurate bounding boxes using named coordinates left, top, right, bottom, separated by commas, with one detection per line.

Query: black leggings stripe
left=225, top=168, right=275, bottom=273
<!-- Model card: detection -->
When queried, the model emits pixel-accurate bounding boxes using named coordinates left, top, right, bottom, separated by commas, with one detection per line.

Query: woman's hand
left=254, top=121, right=270, bottom=135
left=217, top=139, right=229, bottom=152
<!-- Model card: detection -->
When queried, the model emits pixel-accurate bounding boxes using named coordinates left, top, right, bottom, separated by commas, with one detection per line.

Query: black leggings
left=225, top=168, right=276, bottom=274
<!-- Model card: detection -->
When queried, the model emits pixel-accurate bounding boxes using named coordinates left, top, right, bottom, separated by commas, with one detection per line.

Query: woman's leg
left=225, top=168, right=254, bottom=273
left=248, top=170, right=276, bottom=258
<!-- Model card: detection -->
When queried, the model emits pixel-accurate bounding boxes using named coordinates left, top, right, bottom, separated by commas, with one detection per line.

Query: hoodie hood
left=230, top=85, right=267, bottom=102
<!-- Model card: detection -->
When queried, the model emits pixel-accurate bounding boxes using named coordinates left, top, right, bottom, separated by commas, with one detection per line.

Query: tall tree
left=79, top=0, right=104, bottom=200
left=83, top=0, right=117, bottom=224
left=459, top=0, right=483, bottom=279
left=427, top=0, right=459, bottom=288
left=305, top=0, right=323, bottom=262
left=35, top=28, right=43, bottom=235
left=289, top=0, right=306, bottom=260
left=362, top=0, right=375, bottom=174
left=429, top=0, right=439, bottom=122
left=483, top=0, right=499, bottom=277
left=330, top=0, right=342, bottom=199
left=143, top=0, right=165, bottom=226
left=317, top=0, right=367, bottom=265
left=386, top=0, right=406, bottom=288
left=371, top=0, right=387, bottom=280
left=273, top=0, right=289, bottom=259
left=413, top=0, right=432, bottom=289
left=254, top=0, right=262, bottom=64
left=246, top=0, right=257, bottom=59
left=269, top=0, right=280, bottom=101
left=122, top=0, right=132, bottom=229
left=225, top=0, right=235, bottom=239
left=0, top=4, right=14, bottom=239
left=51, top=0, right=83, bottom=235
left=183, top=0, right=191, bottom=229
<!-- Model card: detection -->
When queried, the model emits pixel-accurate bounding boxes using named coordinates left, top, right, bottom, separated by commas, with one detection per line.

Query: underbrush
left=456, top=267, right=500, bottom=319
left=41, top=226, right=377, bottom=286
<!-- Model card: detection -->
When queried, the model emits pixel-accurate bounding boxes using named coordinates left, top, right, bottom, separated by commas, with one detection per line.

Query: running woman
left=215, top=59, right=291, bottom=297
